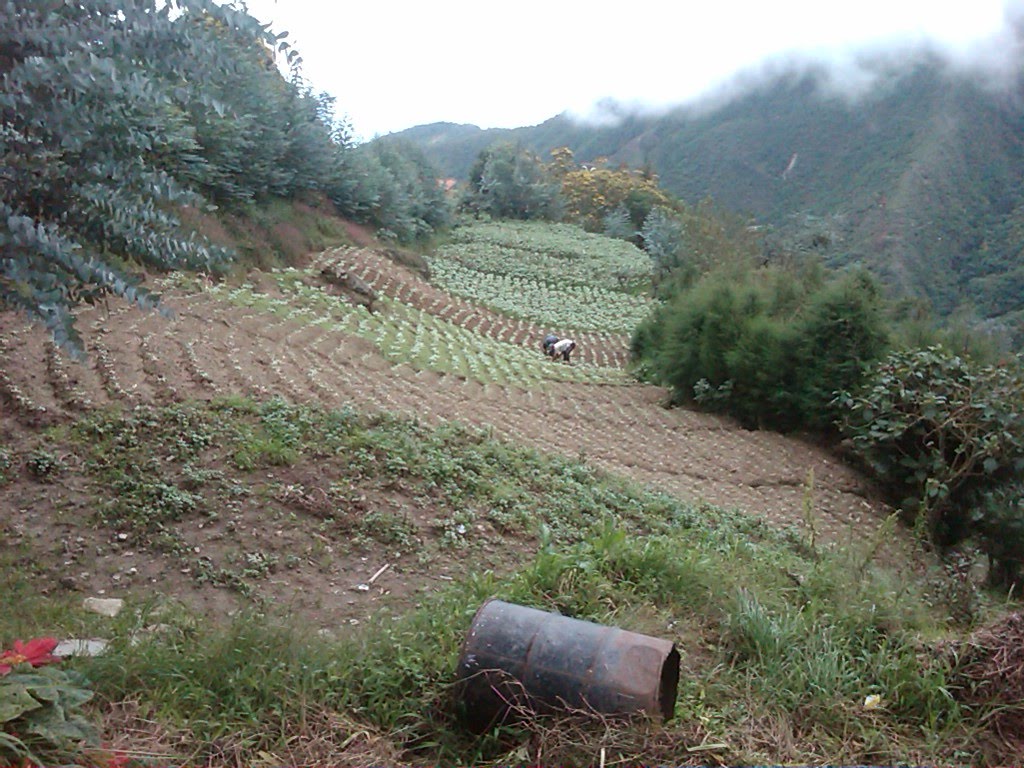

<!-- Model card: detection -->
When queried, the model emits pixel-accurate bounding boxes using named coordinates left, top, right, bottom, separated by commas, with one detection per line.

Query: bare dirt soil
left=0, top=245, right=898, bottom=629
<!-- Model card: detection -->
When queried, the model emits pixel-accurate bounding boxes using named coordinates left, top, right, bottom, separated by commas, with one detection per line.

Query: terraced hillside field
left=1, top=242, right=891, bottom=534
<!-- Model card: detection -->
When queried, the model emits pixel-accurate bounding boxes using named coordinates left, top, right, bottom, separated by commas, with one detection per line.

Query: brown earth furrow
left=95, top=329, right=157, bottom=405
left=321, top=248, right=630, bottom=368
left=0, top=260, right=893, bottom=547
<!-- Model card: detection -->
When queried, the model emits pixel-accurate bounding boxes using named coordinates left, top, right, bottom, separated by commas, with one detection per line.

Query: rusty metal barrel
left=455, top=599, right=680, bottom=732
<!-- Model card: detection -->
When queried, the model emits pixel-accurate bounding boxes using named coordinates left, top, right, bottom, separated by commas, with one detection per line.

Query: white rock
left=83, top=597, right=124, bottom=617
left=54, top=638, right=109, bottom=657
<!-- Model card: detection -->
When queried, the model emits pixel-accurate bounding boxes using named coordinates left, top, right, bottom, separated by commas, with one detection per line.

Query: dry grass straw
left=947, top=610, right=1024, bottom=760
left=97, top=698, right=407, bottom=768
left=464, top=677, right=721, bottom=768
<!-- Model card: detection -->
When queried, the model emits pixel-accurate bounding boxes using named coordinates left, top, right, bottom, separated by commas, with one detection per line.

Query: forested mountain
left=392, top=55, right=1024, bottom=336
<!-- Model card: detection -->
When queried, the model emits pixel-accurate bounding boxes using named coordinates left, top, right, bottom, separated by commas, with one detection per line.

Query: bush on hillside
left=836, top=346, right=1024, bottom=588
left=557, top=157, right=677, bottom=234
left=602, top=204, right=636, bottom=241
left=463, top=142, right=562, bottom=221
left=342, top=140, right=453, bottom=243
left=631, top=267, right=889, bottom=432
left=641, top=206, right=687, bottom=282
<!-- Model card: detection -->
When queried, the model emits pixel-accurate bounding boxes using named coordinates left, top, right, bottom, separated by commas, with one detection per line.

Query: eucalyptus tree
left=0, top=0, right=291, bottom=354
left=641, top=206, right=686, bottom=280
left=340, top=139, right=453, bottom=243
left=465, top=142, right=562, bottom=221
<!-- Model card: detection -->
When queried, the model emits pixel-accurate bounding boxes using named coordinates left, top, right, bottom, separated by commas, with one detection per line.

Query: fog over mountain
left=242, top=0, right=1021, bottom=138
left=568, top=1, right=1024, bottom=128
left=394, top=10, right=1024, bottom=342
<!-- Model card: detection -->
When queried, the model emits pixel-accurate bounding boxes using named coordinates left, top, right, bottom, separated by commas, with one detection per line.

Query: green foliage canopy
left=837, top=346, right=1024, bottom=587
left=0, top=0, right=284, bottom=354
left=1, top=1, right=452, bottom=355
left=557, top=152, right=677, bottom=234
left=633, top=267, right=890, bottom=432
left=464, top=141, right=562, bottom=221
left=345, top=139, right=453, bottom=242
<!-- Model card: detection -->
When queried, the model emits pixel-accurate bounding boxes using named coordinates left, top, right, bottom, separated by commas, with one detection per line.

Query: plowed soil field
left=0, top=245, right=897, bottom=627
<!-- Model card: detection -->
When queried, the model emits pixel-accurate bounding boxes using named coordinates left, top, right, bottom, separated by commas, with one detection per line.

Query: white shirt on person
left=552, top=339, right=575, bottom=356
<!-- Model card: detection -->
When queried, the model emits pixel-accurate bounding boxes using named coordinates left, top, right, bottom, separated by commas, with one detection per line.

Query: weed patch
left=74, top=514, right=985, bottom=767
left=4, top=395, right=1018, bottom=764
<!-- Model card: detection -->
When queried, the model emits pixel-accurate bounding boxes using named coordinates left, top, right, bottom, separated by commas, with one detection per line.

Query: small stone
left=129, top=623, right=174, bottom=645
left=83, top=597, right=123, bottom=617
left=54, top=638, right=109, bottom=657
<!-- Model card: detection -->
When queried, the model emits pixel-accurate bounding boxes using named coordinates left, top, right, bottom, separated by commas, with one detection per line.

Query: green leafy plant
left=25, top=448, right=66, bottom=481
left=837, top=345, right=1024, bottom=587
left=633, top=265, right=889, bottom=431
left=0, top=637, right=98, bottom=764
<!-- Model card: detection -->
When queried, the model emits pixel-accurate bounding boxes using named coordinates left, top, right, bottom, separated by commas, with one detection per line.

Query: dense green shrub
left=836, top=346, right=1024, bottom=588
left=463, top=141, right=562, bottom=221
left=632, top=267, right=889, bottom=432
left=798, top=271, right=891, bottom=429
left=342, top=140, right=453, bottom=242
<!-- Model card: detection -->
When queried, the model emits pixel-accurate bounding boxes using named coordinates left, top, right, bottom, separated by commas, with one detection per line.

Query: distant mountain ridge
left=389, top=54, right=1024, bottom=339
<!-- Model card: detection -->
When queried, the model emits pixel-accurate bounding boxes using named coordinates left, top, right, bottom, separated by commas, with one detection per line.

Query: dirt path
left=0, top=249, right=893, bottom=548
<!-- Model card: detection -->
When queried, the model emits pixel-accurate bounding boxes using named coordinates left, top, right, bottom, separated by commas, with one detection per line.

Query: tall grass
left=76, top=511, right=976, bottom=766
left=3, top=398, right=1001, bottom=765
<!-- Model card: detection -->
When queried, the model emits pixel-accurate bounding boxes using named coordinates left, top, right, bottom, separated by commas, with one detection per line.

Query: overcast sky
left=234, top=1, right=1022, bottom=141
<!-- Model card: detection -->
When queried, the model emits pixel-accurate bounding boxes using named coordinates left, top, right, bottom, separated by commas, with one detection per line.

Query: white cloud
left=234, top=0, right=1019, bottom=139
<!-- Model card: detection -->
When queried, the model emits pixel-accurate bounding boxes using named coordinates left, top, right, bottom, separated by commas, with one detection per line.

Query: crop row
left=310, top=247, right=634, bottom=368
left=427, top=259, right=654, bottom=334
left=439, top=219, right=653, bottom=291
left=193, top=271, right=631, bottom=388
left=0, top=332, right=50, bottom=418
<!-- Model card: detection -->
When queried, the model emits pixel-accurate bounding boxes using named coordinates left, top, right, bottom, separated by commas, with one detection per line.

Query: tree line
left=0, top=0, right=450, bottom=355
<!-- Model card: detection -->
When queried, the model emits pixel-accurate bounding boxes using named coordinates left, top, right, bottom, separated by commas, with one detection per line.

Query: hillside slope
left=395, top=57, right=1024, bottom=336
left=16, top=222, right=1022, bottom=766
left=1, top=245, right=886, bottom=532
left=0, top=241, right=896, bottom=624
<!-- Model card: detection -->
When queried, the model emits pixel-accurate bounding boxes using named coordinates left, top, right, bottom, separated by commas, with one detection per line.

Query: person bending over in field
left=551, top=338, right=576, bottom=363
left=542, top=333, right=559, bottom=357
